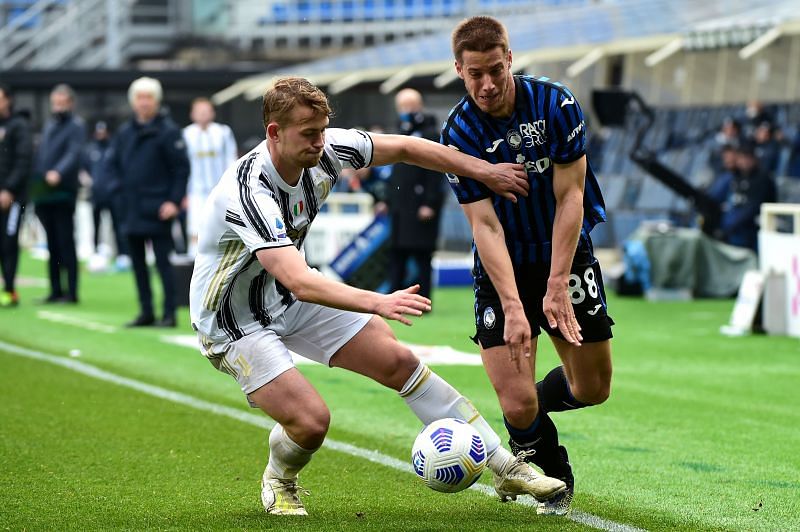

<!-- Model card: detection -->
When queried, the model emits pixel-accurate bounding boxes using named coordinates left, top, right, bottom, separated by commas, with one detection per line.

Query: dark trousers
left=92, top=199, right=128, bottom=256
left=128, top=233, right=175, bottom=318
left=0, top=202, right=24, bottom=293
left=390, top=248, right=434, bottom=299
left=36, top=201, right=78, bottom=300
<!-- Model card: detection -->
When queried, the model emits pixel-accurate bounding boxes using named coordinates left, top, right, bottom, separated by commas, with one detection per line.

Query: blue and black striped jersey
left=441, top=75, right=606, bottom=268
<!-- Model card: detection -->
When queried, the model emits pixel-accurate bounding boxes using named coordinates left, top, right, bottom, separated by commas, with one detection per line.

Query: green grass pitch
left=1, top=255, right=798, bottom=530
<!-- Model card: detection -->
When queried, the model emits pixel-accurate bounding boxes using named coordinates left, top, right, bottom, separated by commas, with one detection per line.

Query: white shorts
left=204, top=301, right=372, bottom=400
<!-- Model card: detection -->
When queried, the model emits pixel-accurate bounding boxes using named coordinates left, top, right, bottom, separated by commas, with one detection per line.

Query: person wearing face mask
left=383, top=88, right=445, bottom=300
left=106, top=77, right=190, bottom=327
left=32, top=84, right=86, bottom=304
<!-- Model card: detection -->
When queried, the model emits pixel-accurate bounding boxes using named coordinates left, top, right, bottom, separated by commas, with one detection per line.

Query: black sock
left=536, top=366, right=589, bottom=414
left=504, top=412, right=567, bottom=478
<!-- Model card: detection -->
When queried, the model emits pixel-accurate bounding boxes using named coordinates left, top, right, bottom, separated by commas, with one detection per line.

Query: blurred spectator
left=383, top=88, right=445, bottom=300
left=708, top=117, right=743, bottom=175
left=744, top=100, right=773, bottom=134
left=107, top=77, right=189, bottom=327
left=708, top=143, right=776, bottom=252
left=32, top=84, right=85, bottom=304
left=338, top=125, right=392, bottom=199
left=752, top=121, right=781, bottom=177
left=182, top=97, right=237, bottom=255
left=706, top=144, right=738, bottom=203
left=83, top=121, right=129, bottom=269
left=788, top=129, right=800, bottom=178
left=0, top=83, right=32, bottom=307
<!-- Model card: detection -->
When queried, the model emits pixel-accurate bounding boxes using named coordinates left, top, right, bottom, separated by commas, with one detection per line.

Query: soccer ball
left=411, top=418, right=487, bottom=493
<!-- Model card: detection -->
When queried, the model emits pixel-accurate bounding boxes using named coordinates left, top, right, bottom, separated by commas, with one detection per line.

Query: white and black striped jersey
left=183, top=122, right=238, bottom=198
left=189, top=128, right=374, bottom=352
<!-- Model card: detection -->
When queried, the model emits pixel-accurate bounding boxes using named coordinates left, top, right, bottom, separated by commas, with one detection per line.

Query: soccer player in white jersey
left=189, top=77, right=564, bottom=516
left=183, top=97, right=238, bottom=254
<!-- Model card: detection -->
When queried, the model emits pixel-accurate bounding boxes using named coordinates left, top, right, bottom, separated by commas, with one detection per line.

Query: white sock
left=400, top=363, right=509, bottom=474
left=265, top=424, right=317, bottom=480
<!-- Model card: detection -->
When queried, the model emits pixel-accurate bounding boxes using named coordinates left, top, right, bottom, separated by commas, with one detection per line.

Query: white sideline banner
left=758, top=203, right=800, bottom=338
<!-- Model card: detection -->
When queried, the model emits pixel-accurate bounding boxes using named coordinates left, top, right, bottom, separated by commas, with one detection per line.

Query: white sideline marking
left=0, top=340, right=642, bottom=532
left=37, top=311, right=118, bottom=333
left=162, top=334, right=484, bottom=366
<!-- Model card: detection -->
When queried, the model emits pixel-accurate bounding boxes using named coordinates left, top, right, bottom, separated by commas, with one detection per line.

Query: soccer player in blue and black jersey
left=442, top=16, right=614, bottom=515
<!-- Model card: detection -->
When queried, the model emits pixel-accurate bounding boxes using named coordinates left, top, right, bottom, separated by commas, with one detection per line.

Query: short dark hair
left=451, top=16, right=510, bottom=62
left=0, top=82, right=12, bottom=100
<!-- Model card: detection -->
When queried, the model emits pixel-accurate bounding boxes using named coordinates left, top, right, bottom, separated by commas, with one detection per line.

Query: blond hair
left=262, top=77, right=331, bottom=129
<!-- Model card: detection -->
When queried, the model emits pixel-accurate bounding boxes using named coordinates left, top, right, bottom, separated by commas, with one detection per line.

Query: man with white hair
left=107, top=76, right=190, bottom=327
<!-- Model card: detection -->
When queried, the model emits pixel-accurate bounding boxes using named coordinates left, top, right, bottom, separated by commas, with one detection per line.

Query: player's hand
left=417, top=205, right=435, bottom=221
left=483, top=162, right=529, bottom=202
left=543, top=280, right=582, bottom=346
left=159, top=201, right=179, bottom=220
left=45, top=170, right=61, bottom=187
left=0, top=190, right=13, bottom=211
left=502, top=303, right=531, bottom=372
left=375, top=284, right=431, bottom=326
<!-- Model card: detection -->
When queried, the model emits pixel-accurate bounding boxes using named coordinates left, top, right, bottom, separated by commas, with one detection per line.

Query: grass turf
left=1, top=255, right=799, bottom=530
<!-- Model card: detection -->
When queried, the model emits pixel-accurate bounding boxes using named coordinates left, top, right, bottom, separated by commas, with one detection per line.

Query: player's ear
left=508, top=49, right=513, bottom=70
left=455, top=60, right=464, bottom=80
left=266, top=122, right=280, bottom=142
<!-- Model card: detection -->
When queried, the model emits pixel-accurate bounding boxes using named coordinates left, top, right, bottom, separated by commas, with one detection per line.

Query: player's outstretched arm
left=544, top=156, right=586, bottom=346
left=462, top=199, right=530, bottom=370
left=368, top=132, right=529, bottom=202
left=255, top=246, right=430, bottom=325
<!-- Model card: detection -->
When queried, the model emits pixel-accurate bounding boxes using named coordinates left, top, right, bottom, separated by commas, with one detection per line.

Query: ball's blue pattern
left=429, top=427, right=454, bottom=453
left=434, top=464, right=465, bottom=485
left=412, top=449, right=426, bottom=478
left=468, top=434, right=485, bottom=463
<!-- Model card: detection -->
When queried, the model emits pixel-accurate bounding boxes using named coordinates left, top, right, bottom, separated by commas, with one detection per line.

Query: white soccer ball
left=411, top=418, right=487, bottom=493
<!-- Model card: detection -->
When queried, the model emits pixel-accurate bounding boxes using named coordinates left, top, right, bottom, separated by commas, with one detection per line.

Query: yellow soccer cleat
left=493, top=451, right=566, bottom=503
left=261, top=473, right=309, bottom=516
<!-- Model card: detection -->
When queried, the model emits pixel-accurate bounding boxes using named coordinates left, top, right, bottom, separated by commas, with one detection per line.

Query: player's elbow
left=283, top=272, right=317, bottom=303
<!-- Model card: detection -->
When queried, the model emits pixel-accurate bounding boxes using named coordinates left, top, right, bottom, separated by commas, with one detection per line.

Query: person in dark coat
left=0, top=83, right=33, bottom=307
left=32, top=84, right=86, bottom=304
left=107, top=77, right=189, bottom=327
left=83, top=121, right=128, bottom=265
left=711, top=142, right=776, bottom=252
left=384, top=88, right=445, bottom=300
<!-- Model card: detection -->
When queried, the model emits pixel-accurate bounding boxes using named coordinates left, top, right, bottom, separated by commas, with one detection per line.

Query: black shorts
left=472, top=250, right=614, bottom=348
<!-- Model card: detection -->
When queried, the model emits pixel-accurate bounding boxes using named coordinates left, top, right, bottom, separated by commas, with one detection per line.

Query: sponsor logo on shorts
left=588, top=303, right=602, bottom=316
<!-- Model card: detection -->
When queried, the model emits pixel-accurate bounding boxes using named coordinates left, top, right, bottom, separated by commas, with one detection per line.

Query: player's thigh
left=248, top=367, right=329, bottom=433
left=479, top=338, right=539, bottom=411
left=281, top=300, right=371, bottom=367
left=329, top=315, right=420, bottom=391
left=551, top=336, right=612, bottom=404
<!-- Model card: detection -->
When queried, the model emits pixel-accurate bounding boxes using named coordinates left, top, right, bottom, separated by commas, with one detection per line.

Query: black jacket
left=83, top=138, right=116, bottom=204
left=0, top=111, right=33, bottom=202
left=386, top=112, right=445, bottom=251
left=107, top=113, right=189, bottom=236
left=32, top=112, right=86, bottom=204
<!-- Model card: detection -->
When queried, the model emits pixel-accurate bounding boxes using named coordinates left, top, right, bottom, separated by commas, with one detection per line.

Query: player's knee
left=500, top=393, right=539, bottom=427
left=293, top=410, right=330, bottom=446
left=571, top=381, right=610, bottom=405
left=384, top=346, right=421, bottom=391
